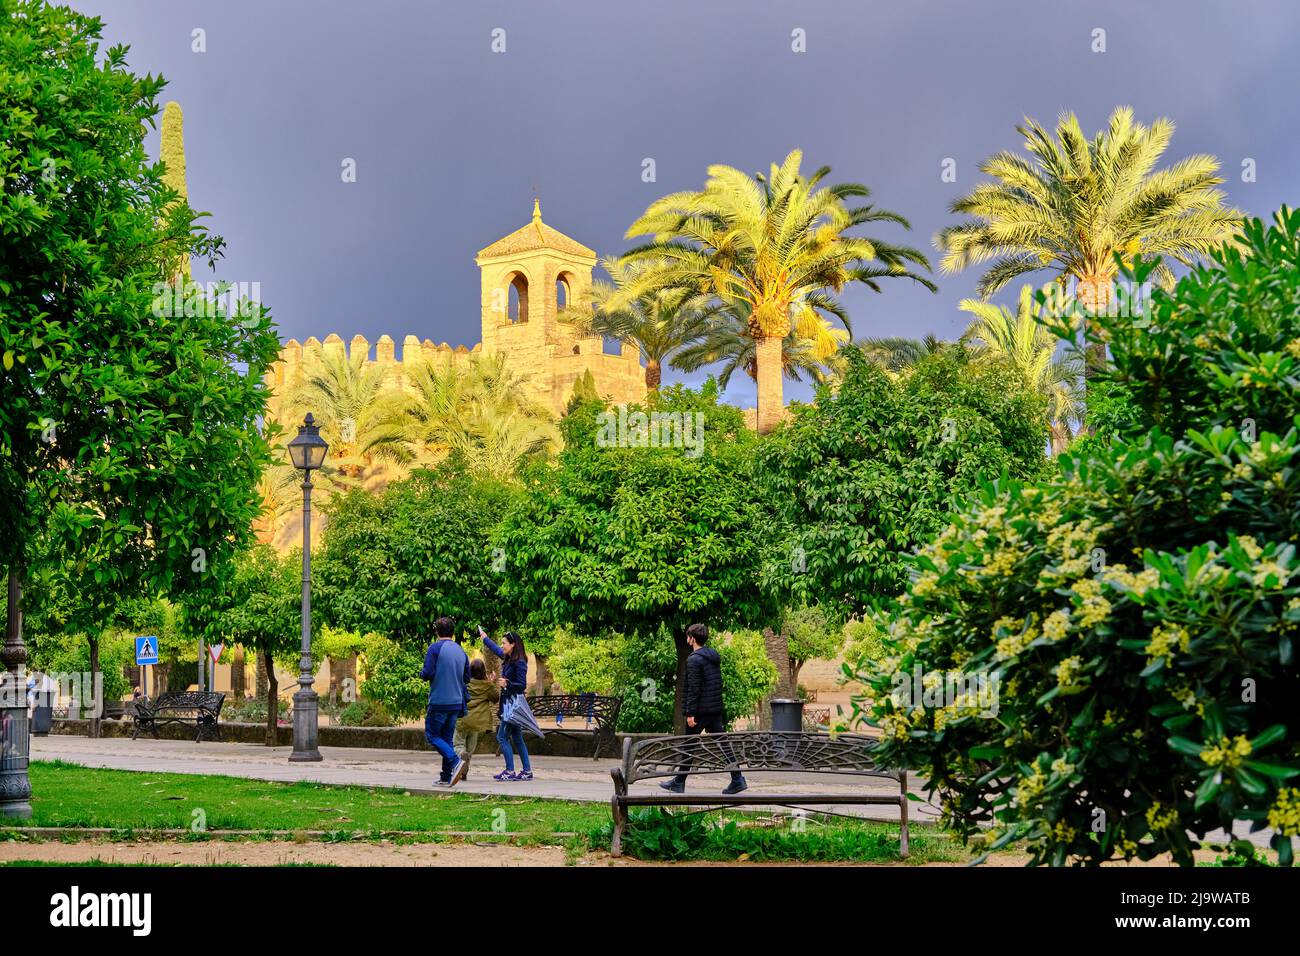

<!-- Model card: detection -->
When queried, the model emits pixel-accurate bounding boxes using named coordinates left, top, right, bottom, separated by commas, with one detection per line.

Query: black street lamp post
left=287, top=412, right=328, bottom=762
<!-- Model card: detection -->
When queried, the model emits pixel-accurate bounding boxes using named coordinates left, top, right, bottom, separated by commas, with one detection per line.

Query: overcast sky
left=77, top=0, right=1300, bottom=407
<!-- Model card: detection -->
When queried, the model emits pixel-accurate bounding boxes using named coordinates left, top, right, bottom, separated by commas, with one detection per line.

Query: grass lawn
left=12, top=761, right=606, bottom=838
left=4, top=761, right=979, bottom=864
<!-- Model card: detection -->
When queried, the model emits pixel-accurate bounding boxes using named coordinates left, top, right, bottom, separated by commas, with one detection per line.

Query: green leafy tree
left=959, top=284, right=1085, bottom=453
left=618, top=150, right=933, bottom=433
left=855, top=210, right=1300, bottom=866
left=220, top=544, right=301, bottom=745
left=314, top=462, right=521, bottom=649
left=496, top=385, right=777, bottom=731
left=781, top=605, right=844, bottom=690
left=757, top=346, right=1051, bottom=619
left=0, top=2, right=278, bottom=773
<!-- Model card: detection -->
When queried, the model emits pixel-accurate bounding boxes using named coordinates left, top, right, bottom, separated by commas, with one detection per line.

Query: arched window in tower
left=556, top=271, right=574, bottom=312
left=506, top=272, right=529, bottom=324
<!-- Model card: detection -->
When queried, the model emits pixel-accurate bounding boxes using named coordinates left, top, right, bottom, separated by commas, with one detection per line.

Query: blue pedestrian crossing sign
left=135, top=636, right=159, bottom=666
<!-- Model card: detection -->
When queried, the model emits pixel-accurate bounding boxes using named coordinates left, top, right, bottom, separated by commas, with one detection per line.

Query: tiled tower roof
left=476, top=200, right=596, bottom=260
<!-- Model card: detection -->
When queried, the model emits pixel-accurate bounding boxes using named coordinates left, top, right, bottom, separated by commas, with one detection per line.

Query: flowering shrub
left=853, top=209, right=1300, bottom=866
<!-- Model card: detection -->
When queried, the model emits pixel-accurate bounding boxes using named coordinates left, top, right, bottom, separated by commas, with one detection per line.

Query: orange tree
left=854, top=210, right=1300, bottom=866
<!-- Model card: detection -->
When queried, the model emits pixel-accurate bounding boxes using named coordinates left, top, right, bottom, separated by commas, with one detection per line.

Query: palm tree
left=858, top=334, right=956, bottom=375
left=935, top=107, right=1242, bottom=367
left=280, top=347, right=408, bottom=482
left=558, top=257, right=716, bottom=391
left=380, top=354, right=559, bottom=480
left=959, top=284, right=1085, bottom=454
left=673, top=297, right=849, bottom=389
left=618, top=150, right=934, bottom=433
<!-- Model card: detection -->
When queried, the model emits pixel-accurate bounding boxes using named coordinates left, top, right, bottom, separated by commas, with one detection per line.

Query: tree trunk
left=261, top=651, right=278, bottom=747
left=327, top=653, right=357, bottom=704
left=1050, top=421, right=1070, bottom=456
left=789, top=656, right=805, bottom=694
left=759, top=626, right=794, bottom=729
left=1076, top=272, right=1113, bottom=379
left=254, top=651, right=267, bottom=699
left=533, top=652, right=553, bottom=696
left=755, top=335, right=785, bottom=434
left=644, top=360, right=662, bottom=391
left=231, top=647, right=246, bottom=701
left=88, top=635, right=101, bottom=739
left=672, top=634, right=690, bottom=735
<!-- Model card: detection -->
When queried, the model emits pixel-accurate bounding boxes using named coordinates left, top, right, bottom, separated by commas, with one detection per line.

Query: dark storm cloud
left=76, top=0, right=1300, bottom=406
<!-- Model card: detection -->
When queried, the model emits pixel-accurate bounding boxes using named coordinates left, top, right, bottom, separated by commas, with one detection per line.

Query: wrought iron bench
left=132, top=691, right=226, bottom=742
left=609, top=731, right=909, bottom=857
left=526, top=693, right=622, bottom=759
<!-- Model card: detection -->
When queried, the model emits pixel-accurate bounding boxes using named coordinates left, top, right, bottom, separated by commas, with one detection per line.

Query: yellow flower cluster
left=1236, top=535, right=1263, bottom=560
left=1051, top=820, right=1077, bottom=844
left=1012, top=765, right=1046, bottom=809
left=1286, top=339, right=1300, bottom=359
left=912, top=571, right=940, bottom=597
left=1267, top=788, right=1300, bottom=836
left=994, top=617, right=1038, bottom=660
left=1146, top=802, right=1180, bottom=832
left=1169, top=680, right=1205, bottom=716
left=1230, top=462, right=1254, bottom=481
left=1146, top=623, right=1190, bottom=664
left=985, top=548, right=1019, bottom=577
left=1050, top=757, right=1075, bottom=777
left=1253, top=560, right=1291, bottom=589
left=1200, top=735, right=1252, bottom=769
left=1101, top=564, right=1161, bottom=598
left=1055, top=656, right=1084, bottom=690
left=1042, top=609, right=1071, bottom=642
left=1071, top=577, right=1112, bottom=627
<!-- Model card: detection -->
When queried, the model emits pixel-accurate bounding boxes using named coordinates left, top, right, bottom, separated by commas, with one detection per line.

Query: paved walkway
left=31, top=734, right=941, bottom=825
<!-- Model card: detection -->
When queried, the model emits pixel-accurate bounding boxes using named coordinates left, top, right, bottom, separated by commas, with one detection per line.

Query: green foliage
left=781, top=605, right=844, bottom=673
left=355, top=633, right=428, bottom=720
left=498, top=384, right=777, bottom=728
left=589, top=808, right=945, bottom=863
left=0, top=1, right=279, bottom=645
left=336, top=699, right=395, bottom=727
left=758, top=346, right=1051, bottom=617
left=853, top=209, right=1300, bottom=867
left=315, top=462, right=521, bottom=647
left=548, top=626, right=775, bottom=733
left=221, top=544, right=302, bottom=667
left=30, top=631, right=132, bottom=703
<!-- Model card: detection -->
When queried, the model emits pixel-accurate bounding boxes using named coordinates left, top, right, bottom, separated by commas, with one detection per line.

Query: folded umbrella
left=502, top=694, right=546, bottom=739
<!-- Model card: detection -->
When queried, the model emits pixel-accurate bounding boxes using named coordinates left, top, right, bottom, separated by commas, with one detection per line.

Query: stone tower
left=475, top=201, right=645, bottom=414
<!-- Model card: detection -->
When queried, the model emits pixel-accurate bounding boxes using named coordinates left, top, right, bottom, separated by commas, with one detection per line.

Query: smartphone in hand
left=477, top=625, right=488, bottom=640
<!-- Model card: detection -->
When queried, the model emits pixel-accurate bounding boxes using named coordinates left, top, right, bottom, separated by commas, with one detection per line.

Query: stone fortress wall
left=268, top=203, right=647, bottom=418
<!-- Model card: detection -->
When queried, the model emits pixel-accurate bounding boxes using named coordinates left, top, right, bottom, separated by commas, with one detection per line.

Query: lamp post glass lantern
left=287, top=413, right=328, bottom=762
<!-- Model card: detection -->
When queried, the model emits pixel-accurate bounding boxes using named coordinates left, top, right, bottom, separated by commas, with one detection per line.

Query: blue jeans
left=425, top=709, right=460, bottom=781
left=497, top=720, right=530, bottom=773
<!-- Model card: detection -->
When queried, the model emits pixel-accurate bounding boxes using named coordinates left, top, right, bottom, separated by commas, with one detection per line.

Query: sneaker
left=722, top=776, right=749, bottom=795
left=515, top=770, right=533, bottom=781
left=434, top=779, right=451, bottom=787
left=448, top=756, right=469, bottom=787
left=493, top=769, right=517, bottom=781
left=659, top=779, right=685, bottom=793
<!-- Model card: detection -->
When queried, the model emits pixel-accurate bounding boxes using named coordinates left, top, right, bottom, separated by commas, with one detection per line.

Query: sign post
left=135, top=636, right=159, bottom=701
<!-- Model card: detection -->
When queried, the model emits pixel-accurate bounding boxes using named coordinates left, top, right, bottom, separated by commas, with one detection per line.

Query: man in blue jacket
left=421, top=616, right=470, bottom=786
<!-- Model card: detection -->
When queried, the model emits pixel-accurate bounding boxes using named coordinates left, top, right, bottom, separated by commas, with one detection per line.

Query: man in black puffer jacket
left=661, top=624, right=747, bottom=794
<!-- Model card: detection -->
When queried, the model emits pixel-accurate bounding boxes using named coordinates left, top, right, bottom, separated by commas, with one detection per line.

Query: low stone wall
left=49, top=718, right=644, bottom=759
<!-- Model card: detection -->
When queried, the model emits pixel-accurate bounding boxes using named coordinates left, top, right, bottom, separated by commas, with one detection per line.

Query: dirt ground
left=0, top=838, right=1215, bottom=867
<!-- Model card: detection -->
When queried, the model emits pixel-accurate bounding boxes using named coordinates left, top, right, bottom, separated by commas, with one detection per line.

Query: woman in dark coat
left=480, top=629, right=533, bottom=781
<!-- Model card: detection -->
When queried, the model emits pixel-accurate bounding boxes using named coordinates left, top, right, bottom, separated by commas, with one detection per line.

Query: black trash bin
left=770, top=698, right=805, bottom=732
left=32, top=704, right=53, bottom=736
